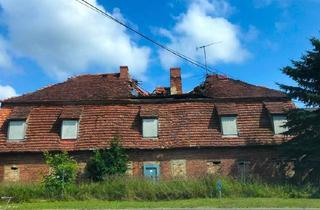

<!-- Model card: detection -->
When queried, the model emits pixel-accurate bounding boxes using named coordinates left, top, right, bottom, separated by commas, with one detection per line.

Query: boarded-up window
left=170, top=159, right=186, bottom=178
left=238, top=161, right=250, bottom=183
left=142, top=118, right=158, bottom=138
left=7, top=120, right=26, bottom=141
left=221, top=116, right=238, bottom=136
left=4, top=165, right=20, bottom=182
left=61, top=120, right=79, bottom=139
left=126, top=161, right=133, bottom=176
left=272, top=115, right=288, bottom=134
left=284, top=161, right=295, bottom=178
left=207, top=160, right=221, bottom=176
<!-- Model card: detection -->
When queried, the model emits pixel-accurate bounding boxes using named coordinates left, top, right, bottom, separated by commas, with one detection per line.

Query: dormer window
left=7, top=120, right=27, bottom=141
left=6, top=106, right=32, bottom=141
left=142, top=118, right=158, bottom=138
left=61, top=120, right=79, bottom=139
left=263, top=102, right=290, bottom=135
left=215, top=103, right=239, bottom=137
left=220, top=116, right=238, bottom=136
left=59, top=107, right=82, bottom=140
left=272, top=115, right=288, bottom=135
left=140, top=107, right=159, bottom=138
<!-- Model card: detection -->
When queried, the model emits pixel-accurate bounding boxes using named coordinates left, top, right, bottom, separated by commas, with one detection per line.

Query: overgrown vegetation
left=0, top=176, right=319, bottom=203
left=86, top=136, right=128, bottom=181
left=43, top=151, right=77, bottom=198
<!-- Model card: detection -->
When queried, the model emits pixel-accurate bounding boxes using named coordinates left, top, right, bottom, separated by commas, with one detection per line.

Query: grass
left=0, top=176, right=319, bottom=204
left=1, top=198, right=320, bottom=209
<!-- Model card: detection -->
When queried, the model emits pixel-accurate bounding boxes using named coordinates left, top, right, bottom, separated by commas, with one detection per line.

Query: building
left=0, top=67, right=294, bottom=182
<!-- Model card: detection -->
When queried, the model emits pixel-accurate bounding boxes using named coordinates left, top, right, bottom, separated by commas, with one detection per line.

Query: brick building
left=0, top=66, right=294, bottom=182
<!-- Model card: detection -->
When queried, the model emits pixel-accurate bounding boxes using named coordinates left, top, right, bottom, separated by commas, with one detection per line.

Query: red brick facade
left=0, top=147, right=282, bottom=182
left=0, top=67, right=294, bottom=182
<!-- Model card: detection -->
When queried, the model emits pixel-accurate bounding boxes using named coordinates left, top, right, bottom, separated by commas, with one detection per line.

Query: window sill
left=6, top=139, right=26, bottom=143
left=142, top=137, right=159, bottom=140
left=222, top=135, right=239, bottom=138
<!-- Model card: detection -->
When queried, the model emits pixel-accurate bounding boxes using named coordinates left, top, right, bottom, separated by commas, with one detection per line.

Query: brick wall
left=0, top=147, right=281, bottom=182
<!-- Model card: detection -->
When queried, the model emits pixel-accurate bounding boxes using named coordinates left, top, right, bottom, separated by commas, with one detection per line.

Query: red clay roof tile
left=3, top=73, right=132, bottom=103
left=192, top=75, right=287, bottom=99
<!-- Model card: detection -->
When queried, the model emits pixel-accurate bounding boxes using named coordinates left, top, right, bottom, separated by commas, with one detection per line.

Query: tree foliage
left=86, top=136, right=128, bottom=182
left=279, top=37, right=320, bottom=158
left=43, top=151, right=77, bottom=196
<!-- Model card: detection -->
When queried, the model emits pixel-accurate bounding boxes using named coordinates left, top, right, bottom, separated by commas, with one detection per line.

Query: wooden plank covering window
left=221, top=116, right=238, bottom=136
left=61, top=120, right=79, bottom=139
left=272, top=115, right=288, bottom=134
left=142, top=118, right=158, bottom=138
left=7, top=120, right=26, bottom=141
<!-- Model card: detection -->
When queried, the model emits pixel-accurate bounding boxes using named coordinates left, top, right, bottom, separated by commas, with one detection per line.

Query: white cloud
left=158, top=0, right=249, bottom=70
left=0, top=84, right=17, bottom=100
left=0, top=0, right=150, bottom=80
left=0, top=36, right=13, bottom=71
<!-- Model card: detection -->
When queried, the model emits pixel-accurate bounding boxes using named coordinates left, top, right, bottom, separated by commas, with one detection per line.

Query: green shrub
left=86, top=136, right=128, bottom=181
left=43, top=151, right=77, bottom=198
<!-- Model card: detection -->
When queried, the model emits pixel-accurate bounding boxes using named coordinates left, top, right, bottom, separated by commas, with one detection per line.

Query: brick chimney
left=170, top=67, right=182, bottom=95
left=120, top=66, right=129, bottom=80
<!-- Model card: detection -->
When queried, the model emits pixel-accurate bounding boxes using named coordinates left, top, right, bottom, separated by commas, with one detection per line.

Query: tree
left=279, top=37, right=320, bottom=183
left=86, top=136, right=128, bottom=181
left=43, top=151, right=77, bottom=196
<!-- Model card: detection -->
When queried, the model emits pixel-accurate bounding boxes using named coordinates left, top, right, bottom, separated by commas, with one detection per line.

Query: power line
left=74, top=0, right=229, bottom=76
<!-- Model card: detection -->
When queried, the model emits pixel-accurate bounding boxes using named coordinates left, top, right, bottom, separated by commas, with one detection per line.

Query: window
left=207, top=160, right=221, bottom=176
left=220, top=116, right=238, bottom=136
left=238, top=161, right=250, bottom=183
left=142, top=118, right=158, bottom=138
left=7, top=120, right=26, bottom=141
left=143, top=163, right=160, bottom=180
left=272, top=115, right=288, bottom=135
left=61, top=120, right=79, bottom=139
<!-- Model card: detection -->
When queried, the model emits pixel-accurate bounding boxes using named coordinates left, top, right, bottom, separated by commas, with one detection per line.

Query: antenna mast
left=196, top=41, right=222, bottom=75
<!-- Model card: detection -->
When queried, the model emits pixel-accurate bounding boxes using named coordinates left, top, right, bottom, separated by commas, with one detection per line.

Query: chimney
left=120, top=66, right=129, bottom=80
left=170, top=67, right=182, bottom=95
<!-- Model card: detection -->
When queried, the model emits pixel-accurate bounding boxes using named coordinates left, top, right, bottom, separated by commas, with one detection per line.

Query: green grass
left=0, top=176, right=319, bottom=203
left=1, top=198, right=320, bottom=209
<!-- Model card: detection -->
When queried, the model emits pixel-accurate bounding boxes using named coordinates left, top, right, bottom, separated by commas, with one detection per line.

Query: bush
left=43, top=151, right=77, bottom=198
left=86, top=136, right=128, bottom=181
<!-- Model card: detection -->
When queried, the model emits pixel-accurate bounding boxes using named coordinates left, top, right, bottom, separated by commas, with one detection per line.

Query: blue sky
left=0, top=0, right=319, bottom=106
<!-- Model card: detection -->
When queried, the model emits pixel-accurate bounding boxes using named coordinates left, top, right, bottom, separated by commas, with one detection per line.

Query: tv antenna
left=196, top=41, right=222, bottom=75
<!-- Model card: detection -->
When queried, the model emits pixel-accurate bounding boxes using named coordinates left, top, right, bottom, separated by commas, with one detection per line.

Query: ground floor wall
left=0, top=147, right=288, bottom=183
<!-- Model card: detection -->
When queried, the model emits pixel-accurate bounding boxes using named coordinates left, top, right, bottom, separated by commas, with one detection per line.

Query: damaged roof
left=2, top=70, right=288, bottom=105
left=2, top=73, right=133, bottom=103
left=192, top=75, right=287, bottom=99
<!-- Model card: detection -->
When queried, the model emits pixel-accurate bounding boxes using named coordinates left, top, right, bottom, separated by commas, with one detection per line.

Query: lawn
left=2, top=198, right=320, bottom=209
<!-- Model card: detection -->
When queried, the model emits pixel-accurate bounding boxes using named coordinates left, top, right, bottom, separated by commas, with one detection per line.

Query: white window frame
left=272, top=115, right=288, bottom=135
left=142, top=118, right=158, bottom=138
left=61, top=120, right=79, bottom=140
left=7, top=120, right=27, bottom=141
left=220, top=115, right=238, bottom=137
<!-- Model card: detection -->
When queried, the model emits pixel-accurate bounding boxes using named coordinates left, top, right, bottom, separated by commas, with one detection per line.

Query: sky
left=0, top=0, right=319, bottom=106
